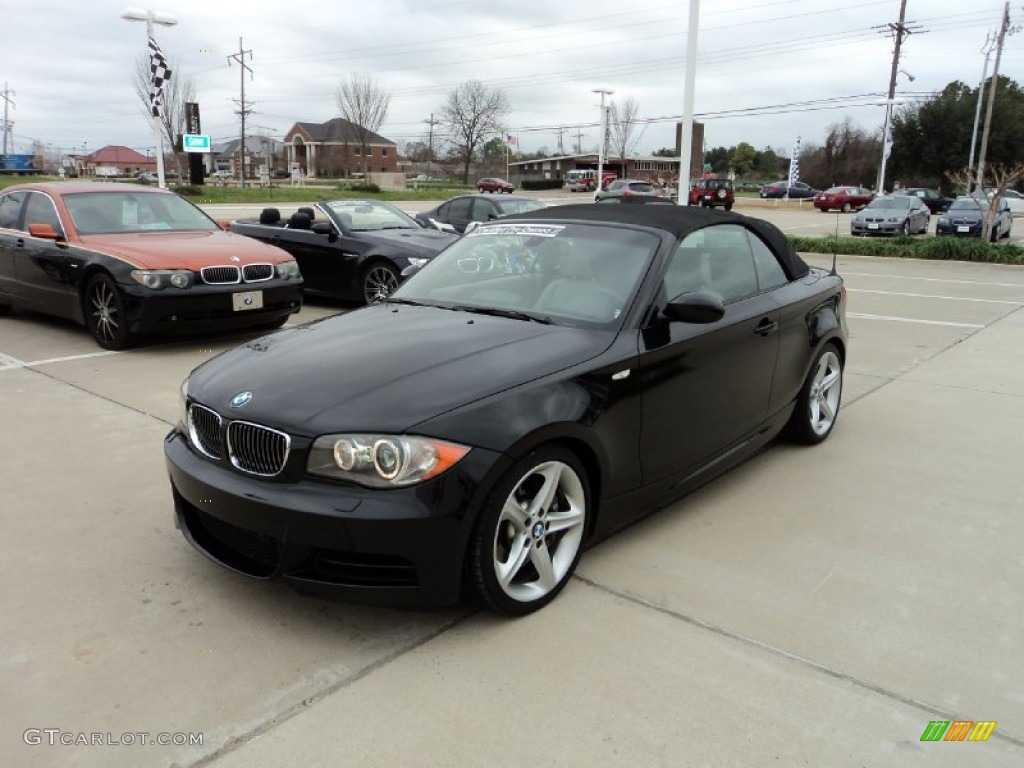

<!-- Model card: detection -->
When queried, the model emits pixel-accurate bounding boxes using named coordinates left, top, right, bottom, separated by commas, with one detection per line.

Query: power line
left=228, top=38, right=254, bottom=187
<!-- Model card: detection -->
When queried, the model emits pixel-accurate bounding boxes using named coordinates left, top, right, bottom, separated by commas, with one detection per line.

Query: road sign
left=183, top=134, right=211, bottom=153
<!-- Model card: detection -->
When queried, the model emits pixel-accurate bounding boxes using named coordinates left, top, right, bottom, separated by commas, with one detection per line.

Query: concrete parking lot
left=3, top=225, right=1024, bottom=764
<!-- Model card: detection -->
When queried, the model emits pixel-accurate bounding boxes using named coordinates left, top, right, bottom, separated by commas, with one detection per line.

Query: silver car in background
left=850, top=195, right=930, bottom=236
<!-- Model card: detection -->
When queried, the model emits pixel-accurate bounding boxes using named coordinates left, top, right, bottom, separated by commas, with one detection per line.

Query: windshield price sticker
left=469, top=224, right=566, bottom=238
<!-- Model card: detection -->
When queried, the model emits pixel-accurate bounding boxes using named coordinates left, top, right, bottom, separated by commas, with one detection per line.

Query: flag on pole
left=506, top=134, right=517, bottom=147
left=787, top=137, right=801, bottom=188
left=148, top=35, right=172, bottom=118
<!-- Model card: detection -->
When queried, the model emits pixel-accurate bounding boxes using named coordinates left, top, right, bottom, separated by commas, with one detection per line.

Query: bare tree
left=336, top=74, right=391, bottom=177
left=608, top=96, right=643, bottom=173
left=439, top=80, right=510, bottom=183
left=133, top=53, right=195, bottom=176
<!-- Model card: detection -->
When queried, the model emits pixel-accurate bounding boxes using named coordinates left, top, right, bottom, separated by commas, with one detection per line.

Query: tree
left=752, top=146, right=781, bottom=178
left=729, top=142, right=757, bottom=176
left=336, top=74, right=392, bottom=177
left=891, top=77, right=1024, bottom=190
left=402, top=140, right=433, bottom=163
left=799, top=118, right=879, bottom=189
left=133, top=53, right=195, bottom=174
left=704, top=146, right=730, bottom=174
left=480, top=136, right=507, bottom=169
left=438, top=80, right=510, bottom=183
left=652, top=147, right=677, bottom=157
left=608, top=96, right=642, bottom=171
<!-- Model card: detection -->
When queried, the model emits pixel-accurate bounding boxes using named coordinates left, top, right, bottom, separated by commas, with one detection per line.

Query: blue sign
left=183, top=134, right=211, bottom=153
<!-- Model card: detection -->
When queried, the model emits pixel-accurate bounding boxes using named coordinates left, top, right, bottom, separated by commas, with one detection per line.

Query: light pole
left=121, top=7, right=177, bottom=189
left=592, top=88, right=613, bottom=194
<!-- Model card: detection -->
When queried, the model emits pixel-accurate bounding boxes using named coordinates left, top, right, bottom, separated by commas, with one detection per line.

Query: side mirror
left=311, top=221, right=338, bottom=242
left=28, top=223, right=61, bottom=240
left=662, top=291, right=725, bottom=324
left=428, top=218, right=457, bottom=234
left=217, top=220, right=231, bottom=231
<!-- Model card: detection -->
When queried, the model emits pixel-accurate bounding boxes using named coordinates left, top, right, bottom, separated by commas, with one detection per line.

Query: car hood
left=187, top=304, right=614, bottom=436
left=358, top=228, right=457, bottom=257
left=77, top=230, right=291, bottom=269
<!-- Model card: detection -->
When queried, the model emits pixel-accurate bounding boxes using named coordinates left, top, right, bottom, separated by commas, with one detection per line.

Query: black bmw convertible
left=165, top=204, right=847, bottom=615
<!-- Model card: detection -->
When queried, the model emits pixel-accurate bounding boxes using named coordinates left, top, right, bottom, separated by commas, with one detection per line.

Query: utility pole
left=593, top=88, right=613, bottom=193
left=975, top=1, right=1014, bottom=198
left=228, top=38, right=254, bottom=188
left=556, top=126, right=565, bottom=156
left=574, top=128, right=585, bottom=155
left=967, top=31, right=998, bottom=189
left=1, top=83, right=14, bottom=155
left=423, top=112, right=439, bottom=178
left=874, top=0, right=919, bottom=194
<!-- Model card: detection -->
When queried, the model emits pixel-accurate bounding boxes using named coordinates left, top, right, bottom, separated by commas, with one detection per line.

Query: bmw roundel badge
left=230, top=391, right=253, bottom=408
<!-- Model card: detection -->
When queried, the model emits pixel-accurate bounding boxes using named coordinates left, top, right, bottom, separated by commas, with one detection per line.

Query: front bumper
left=850, top=220, right=903, bottom=236
left=122, top=281, right=303, bottom=334
left=935, top=222, right=983, bottom=237
left=164, top=429, right=505, bottom=607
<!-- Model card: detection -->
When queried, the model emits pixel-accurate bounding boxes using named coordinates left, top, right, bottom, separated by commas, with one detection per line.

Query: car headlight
left=307, top=434, right=470, bottom=488
left=131, top=269, right=194, bottom=289
left=178, top=377, right=189, bottom=431
left=275, top=260, right=301, bottom=280
left=406, top=257, right=429, bottom=268
left=938, top=217, right=949, bottom=225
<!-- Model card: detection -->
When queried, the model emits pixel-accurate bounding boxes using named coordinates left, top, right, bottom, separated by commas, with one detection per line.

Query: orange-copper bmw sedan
left=0, top=182, right=303, bottom=349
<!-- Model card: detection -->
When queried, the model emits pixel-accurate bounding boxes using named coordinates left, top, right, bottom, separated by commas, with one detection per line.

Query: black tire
left=724, top=203, right=733, bottom=211
left=468, top=445, right=590, bottom=616
left=361, top=262, right=399, bottom=304
left=900, top=220, right=910, bottom=236
left=83, top=274, right=133, bottom=350
left=990, top=225, right=999, bottom=243
left=841, top=202, right=852, bottom=213
left=0, top=303, right=11, bottom=317
left=786, top=342, right=843, bottom=445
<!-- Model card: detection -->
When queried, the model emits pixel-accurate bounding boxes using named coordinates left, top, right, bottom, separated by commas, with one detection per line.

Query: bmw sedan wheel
left=84, top=274, right=132, bottom=350
left=362, top=263, right=399, bottom=304
left=900, top=220, right=910, bottom=236
left=787, top=343, right=843, bottom=445
left=841, top=202, right=852, bottom=213
left=469, top=447, right=589, bottom=615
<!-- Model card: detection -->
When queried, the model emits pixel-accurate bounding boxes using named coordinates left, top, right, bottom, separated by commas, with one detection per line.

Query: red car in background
left=813, top=186, right=875, bottom=213
left=477, top=177, right=515, bottom=193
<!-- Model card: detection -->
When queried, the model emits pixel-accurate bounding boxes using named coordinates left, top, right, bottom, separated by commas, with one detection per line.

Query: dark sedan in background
left=850, top=194, right=930, bottom=236
left=894, top=187, right=954, bottom=215
left=0, top=182, right=302, bottom=349
left=414, top=194, right=545, bottom=234
left=231, top=199, right=456, bottom=304
left=166, top=204, right=847, bottom=616
left=760, top=181, right=818, bottom=199
left=936, top=195, right=1013, bottom=241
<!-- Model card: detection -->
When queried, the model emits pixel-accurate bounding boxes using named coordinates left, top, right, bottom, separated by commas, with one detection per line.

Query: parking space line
left=0, top=351, right=26, bottom=368
left=0, top=350, right=119, bottom=371
left=843, top=271, right=1024, bottom=289
left=849, top=289, right=1022, bottom=305
left=848, top=313, right=984, bottom=329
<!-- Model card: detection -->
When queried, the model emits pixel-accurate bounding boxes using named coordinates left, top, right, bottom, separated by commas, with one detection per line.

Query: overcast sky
left=2, top=0, right=1021, bottom=160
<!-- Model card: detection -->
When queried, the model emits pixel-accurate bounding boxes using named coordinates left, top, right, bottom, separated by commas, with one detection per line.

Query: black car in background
left=894, top=187, right=954, bottom=215
left=166, top=204, right=847, bottom=615
left=414, top=194, right=545, bottom=234
left=759, top=181, right=817, bottom=199
left=231, top=200, right=456, bottom=304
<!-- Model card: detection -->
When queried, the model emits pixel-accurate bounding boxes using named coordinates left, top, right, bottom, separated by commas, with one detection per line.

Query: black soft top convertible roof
left=503, top=203, right=810, bottom=280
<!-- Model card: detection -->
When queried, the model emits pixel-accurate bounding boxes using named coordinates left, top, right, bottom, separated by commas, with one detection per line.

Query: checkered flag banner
left=787, top=137, right=801, bottom=187
left=148, top=35, right=172, bottom=118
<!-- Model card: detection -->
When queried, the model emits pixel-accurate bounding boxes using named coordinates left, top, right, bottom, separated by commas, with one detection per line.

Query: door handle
left=753, top=318, right=778, bottom=336
left=15, top=238, right=26, bottom=248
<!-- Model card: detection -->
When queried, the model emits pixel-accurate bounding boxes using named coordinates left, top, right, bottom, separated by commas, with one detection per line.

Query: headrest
left=288, top=211, right=312, bottom=230
left=259, top=207, right=281, bottom=225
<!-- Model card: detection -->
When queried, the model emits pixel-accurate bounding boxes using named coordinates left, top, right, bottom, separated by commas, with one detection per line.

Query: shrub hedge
left=788, top=234, right=1024, bottom=265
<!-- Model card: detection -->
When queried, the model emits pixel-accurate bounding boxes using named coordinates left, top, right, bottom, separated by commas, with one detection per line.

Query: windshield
left=949, top=197, right=984, bottom=211
left=393, top=221, right=659, bottom=328
left=495, top=199, right=546, bottom=215
left=64, top=192, right=218, bottom=234
left=867, top=197, right=913, bottom=210
left=324, top=200, right=419, bottom=231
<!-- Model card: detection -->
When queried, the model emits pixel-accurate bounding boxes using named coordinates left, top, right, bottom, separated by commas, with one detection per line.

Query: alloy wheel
left=363, top=264, right=399, bottom=304
left=808, top=349, right=842, bottom=437
left=491, top=459, right=586, bottom=606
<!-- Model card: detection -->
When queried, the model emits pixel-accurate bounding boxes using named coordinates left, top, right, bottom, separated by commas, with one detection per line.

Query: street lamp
left=121, top=8, right=177, bottom=189
left=592, top=88, right=613, bottom=194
